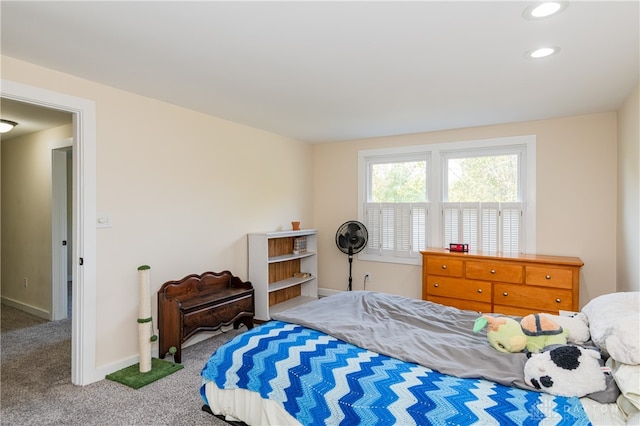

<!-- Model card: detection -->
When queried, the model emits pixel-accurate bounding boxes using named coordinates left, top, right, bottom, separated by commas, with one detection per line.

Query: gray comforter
left=272, top=290, right=529, bottom=390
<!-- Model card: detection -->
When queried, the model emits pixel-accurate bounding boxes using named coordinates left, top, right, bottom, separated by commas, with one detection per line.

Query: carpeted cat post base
left=106, top=358, right=183, bottom=389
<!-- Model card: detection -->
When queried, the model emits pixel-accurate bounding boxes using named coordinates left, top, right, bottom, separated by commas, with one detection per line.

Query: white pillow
left=582, top=292, right=640, bottom=365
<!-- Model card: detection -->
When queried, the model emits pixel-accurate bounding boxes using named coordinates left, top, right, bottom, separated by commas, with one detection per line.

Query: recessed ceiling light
left=525, top=46, right=561, bottom=59
left=523, top=2, right=569, bottom=20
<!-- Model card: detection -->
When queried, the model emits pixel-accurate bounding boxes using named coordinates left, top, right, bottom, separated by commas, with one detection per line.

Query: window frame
left=358, top=135, right=536, bottom=265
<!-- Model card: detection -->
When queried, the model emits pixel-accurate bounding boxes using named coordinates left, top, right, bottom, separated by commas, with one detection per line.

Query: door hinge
left=79, top=257, right=84, bottom=265
left=62, top=240, right=67, bottom=246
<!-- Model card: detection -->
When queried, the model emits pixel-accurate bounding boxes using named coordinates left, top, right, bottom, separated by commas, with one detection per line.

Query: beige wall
left=1, top=124, right=72, bottom=315
left=617, top=83, right=640, bottom=292
left=313, top=113, right=618, bottom=307
left=1, top=56, right=314, bottom=371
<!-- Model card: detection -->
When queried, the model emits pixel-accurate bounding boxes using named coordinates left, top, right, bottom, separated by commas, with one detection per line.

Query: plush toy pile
left=474, top=292, right=640, bottom=423
left=473, top=312, right=589, bottom=353
left=474, top=311, right=609, bottom=398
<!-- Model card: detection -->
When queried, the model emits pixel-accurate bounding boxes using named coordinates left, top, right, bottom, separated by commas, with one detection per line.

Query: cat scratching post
left=137, top=265, right=152, bottom=373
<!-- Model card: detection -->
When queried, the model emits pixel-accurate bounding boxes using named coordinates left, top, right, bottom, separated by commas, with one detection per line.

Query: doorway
left=1, top=79, right=98, bottom=385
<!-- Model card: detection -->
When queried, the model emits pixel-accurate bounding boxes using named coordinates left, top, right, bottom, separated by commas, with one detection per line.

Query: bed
left=200, top=290, right=639, bottom=425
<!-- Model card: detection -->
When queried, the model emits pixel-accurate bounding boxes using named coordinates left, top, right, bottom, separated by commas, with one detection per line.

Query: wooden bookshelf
left=248, top=229, right=318, bottom=321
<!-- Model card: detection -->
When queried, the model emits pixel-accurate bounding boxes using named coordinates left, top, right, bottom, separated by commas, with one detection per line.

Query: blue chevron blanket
left=201, top=321, right=591, bottom=425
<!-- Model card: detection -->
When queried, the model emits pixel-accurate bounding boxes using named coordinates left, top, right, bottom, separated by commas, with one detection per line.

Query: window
left=359, top=136, right=536, bottom=265
left=441, top=147, right=525, bottom=254
left=362, top=153, right=430, bottom=260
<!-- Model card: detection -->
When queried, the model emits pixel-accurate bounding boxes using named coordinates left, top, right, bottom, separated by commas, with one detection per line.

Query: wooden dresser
left=421, top=249, right=583, bottom=316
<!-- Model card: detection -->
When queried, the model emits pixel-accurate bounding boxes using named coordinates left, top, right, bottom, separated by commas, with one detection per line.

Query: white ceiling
left=1, top=1, right=638, bottom=143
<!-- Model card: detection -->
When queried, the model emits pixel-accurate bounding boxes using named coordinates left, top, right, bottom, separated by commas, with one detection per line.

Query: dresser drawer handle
left=503, top=291, right=508, bottom=297
left=546, top=275, right=552, bottom=280
left=441, top=265, right=447, bottom=270
left=490, top=269, right=496, bottom=274
left=477, top=289, right=483, bottom=293
left=433, top=283, right=439, bottom=288
left=555, top=298, right=561, bottom=303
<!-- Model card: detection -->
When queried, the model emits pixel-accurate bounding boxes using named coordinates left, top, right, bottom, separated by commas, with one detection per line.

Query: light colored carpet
left=1, top=303, right=245, bottom=425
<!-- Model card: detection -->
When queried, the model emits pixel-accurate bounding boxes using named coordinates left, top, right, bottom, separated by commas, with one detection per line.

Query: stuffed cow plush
left=524, top=345, right=607, bottom=397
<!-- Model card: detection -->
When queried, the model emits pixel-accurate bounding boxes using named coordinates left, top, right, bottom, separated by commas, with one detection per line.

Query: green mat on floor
left=106, top=358, right=184, bottom=389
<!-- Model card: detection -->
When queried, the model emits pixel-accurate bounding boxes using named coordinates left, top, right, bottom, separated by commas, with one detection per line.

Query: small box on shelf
left=293, top=236, right=307, bottom=255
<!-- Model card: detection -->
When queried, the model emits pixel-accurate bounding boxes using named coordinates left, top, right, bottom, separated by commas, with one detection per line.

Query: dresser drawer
left=494, top=283, right=572, bottom=312
left=426, top=257, right=464, bottom=277
left=525, top=266, right=573, bottom=289
left=426, top=276, right=491, bottom=303
left=466, top=261, right=523, bottom=283
left=492, top=304, right=541, bottom=317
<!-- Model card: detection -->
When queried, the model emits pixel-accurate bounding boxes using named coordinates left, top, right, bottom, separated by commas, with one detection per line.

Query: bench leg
left=233, top=316, right=254, bottom=330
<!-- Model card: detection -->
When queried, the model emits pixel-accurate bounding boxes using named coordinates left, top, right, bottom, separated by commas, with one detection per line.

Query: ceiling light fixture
left=523, top=2, right=568, bottom=20
left=525, top=46, right=561, bottom=59
left=0, top=119, right=18, bottom=133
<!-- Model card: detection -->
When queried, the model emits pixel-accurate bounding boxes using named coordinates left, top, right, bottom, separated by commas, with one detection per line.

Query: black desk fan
left=335, top=221, right=368, bottom=291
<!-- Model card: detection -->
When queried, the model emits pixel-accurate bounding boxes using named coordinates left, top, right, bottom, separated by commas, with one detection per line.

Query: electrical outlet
left=23, top=277, right=28, bottom=288
left=364, top=272, right=372, bottom=282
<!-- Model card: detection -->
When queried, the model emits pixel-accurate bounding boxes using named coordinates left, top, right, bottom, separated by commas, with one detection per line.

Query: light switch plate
left=96, top=213, right=112, bottom=228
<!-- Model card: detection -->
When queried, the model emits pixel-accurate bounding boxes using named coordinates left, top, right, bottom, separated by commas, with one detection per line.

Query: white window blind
left=365, top=204, right=382, bottom=255
left=381, top=204, right=395, bottom=252
left=395, top=204, right=411, bottom=257
left=365, top=203, right=429, bottom=258
left=501, top=202, right=523, bottom=254
left=412, top=205, right=428, bottom=255
left=462, top=203, right=480, bottom=250
left=480, top=203, right=499, bottom=252
left=442, top=202, right=524, bottom=254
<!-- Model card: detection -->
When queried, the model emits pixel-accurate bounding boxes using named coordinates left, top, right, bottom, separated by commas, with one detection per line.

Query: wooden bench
left=157, top=270, right=254, bottom=363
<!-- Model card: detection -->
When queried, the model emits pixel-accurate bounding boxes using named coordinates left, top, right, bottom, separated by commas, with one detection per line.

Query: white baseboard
left=318, top=287, right=344, bottom=298
left=98, top=325, right=236, bottom=381
left=1, top=296, right=50, bottom=320
left=98, top=340, right=169, bottom=380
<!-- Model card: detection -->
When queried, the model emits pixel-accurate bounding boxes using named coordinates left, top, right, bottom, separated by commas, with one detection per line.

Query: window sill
left=358, top=253, right=422, bottom=266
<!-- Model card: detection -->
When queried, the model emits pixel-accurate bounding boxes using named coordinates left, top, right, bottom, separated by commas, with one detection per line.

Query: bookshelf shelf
left=268, top=251, right=315, bottom=263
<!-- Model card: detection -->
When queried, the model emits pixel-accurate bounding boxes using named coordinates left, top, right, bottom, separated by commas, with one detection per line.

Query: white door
left=52, top=146, right=70, bottom=320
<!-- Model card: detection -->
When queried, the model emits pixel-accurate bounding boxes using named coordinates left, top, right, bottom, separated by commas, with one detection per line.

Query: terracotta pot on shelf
left=291, top=221, right=301, bottom=231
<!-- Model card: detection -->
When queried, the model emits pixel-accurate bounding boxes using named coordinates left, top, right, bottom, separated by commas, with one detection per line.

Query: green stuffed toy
left=473, top=315, right=528, bottom=353
left=474, top=314, right=569, bottom=353
left=520, top=313, right=570, bottom=352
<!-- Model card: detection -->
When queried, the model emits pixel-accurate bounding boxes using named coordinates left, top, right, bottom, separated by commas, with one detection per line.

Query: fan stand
left=335, top=220, right=368, bottom=292
left=347, top=246, right=354, bottom=291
